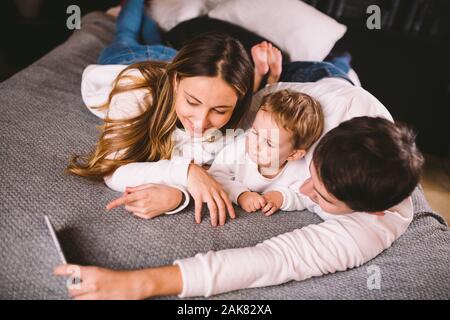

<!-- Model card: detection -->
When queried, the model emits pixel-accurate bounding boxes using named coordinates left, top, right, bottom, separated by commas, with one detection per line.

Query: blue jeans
left=280, top=53, right=354, bottom=85
left=98, top=0, right=178, bottom=65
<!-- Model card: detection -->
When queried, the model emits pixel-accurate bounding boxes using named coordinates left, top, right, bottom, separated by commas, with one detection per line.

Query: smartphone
left=44, top=215, right=82, bottom=286
left=44, top=215, right=67, bottom=265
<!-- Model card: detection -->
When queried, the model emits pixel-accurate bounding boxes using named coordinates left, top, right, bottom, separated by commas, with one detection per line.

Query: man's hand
left=237, top=191, right=267, bottom=213
left=53, top=264, right=182, bottom=300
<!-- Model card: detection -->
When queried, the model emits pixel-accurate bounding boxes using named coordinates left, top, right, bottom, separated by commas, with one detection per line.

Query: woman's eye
left=186, top=99, right=198, bottom=106
left=214, top=109, right=226, bottom=115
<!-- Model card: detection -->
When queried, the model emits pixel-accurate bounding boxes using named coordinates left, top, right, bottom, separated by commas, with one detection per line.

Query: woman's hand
left=187, top=164, right=235, bottom=226
left=106, top=183, right=183, bottom=219
left=53, top=264, right=182, bottom=300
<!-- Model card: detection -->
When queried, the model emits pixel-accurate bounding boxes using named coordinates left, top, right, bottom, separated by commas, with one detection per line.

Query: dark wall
left=0, top=0, right=120, bottom=80
left=311, top=0, right=449, bottom=156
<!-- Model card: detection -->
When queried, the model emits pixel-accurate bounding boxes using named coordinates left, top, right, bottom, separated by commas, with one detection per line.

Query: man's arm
left=174, top=197, right=413, bottom=297
left=54, top=197, right=413, bottom=299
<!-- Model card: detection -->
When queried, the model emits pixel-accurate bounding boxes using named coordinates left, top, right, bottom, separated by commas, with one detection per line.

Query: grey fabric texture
left=0, top=12, right=449, bottom=300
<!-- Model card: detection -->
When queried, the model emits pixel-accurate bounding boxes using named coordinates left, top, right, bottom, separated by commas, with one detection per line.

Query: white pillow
left=147, top=0, right=209, bottom=31
left=208, top=0, right=347, bottom=61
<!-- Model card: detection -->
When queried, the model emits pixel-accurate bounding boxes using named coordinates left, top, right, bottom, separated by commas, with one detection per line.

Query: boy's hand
left=262, top=191, right=283, bottom=216
left=237, top=191, right=266, bottom=213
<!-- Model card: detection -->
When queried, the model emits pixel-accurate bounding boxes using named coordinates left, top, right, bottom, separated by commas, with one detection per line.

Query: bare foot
left=106, top=5, right=122, bottom=18
left=251, top=41, right=269, bottom=76
left=251, top=41, right=269, bottom=91
left=267, top=43, right=282, bottom=84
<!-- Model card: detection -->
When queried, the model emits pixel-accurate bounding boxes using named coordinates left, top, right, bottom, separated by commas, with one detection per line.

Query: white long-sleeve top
left=81, top=64, right=239, bottom=213
left=174, top=195, right=413, bottom=297
left=172, top=79, right=413, bottom=298
left=208, top=134, right=310, bottom=211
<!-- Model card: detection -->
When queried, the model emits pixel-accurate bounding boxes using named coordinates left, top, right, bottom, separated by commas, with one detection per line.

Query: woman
left=68, top=0, right=254, bottom=226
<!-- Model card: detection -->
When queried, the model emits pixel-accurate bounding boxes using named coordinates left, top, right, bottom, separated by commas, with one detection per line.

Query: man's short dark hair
left=313, top=116, right=424, bottom=212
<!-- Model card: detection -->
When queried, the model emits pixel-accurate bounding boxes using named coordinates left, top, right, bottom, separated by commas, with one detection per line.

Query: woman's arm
left=104, top=159, right=191, bottom=192
left=81, top=64, right=133, bottom=118
left=106, top=183, right=188, bottom=218
left=106, top=161, right=236, bottom=226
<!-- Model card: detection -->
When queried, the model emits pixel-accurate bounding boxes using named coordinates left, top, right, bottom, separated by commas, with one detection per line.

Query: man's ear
left=368, top=211, right=385, bottom=216
left=287, top=149, right=306, bottom=161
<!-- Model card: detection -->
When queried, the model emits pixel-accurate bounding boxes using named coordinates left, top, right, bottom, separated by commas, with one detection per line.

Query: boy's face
left=299, top=162, right=354, bottom=214
left=246, top=109, right=305, bottom=171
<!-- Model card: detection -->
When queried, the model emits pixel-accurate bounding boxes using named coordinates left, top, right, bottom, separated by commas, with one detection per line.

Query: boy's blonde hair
left=260, top=89, right=324, bottom=150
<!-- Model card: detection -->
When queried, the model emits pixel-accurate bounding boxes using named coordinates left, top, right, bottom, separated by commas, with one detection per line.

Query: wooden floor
left=421, top=154, right=450, bottom=224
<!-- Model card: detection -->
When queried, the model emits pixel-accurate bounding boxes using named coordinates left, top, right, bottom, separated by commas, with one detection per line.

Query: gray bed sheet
left=0, top=12, right=449, bottom=300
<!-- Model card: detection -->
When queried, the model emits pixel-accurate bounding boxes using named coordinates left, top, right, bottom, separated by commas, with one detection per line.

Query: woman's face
left=174, top=76, right=239, bottom=137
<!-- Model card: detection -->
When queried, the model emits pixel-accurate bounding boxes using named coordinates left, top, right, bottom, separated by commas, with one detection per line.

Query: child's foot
left=106, top=5, right=122, bottom=18
left=251, top=42, right=269, bottom=76
left=267, top=43, right=282, bottom=84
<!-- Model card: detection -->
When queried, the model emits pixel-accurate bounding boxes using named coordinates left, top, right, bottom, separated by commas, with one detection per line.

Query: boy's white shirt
left=207, top=134, right=310, bottom=211
left=81, top=64, right=413, bottom=296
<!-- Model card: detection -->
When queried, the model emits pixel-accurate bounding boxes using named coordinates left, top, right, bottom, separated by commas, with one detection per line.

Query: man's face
left=299, top=162, right=354, bottom=214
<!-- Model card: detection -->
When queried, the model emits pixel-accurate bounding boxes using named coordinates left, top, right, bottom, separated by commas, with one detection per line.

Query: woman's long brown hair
left=67, top=33, right=254, bottom=180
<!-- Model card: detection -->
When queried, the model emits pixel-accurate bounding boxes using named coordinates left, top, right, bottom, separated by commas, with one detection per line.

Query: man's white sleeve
left=174, top=197, right=413, bottom=297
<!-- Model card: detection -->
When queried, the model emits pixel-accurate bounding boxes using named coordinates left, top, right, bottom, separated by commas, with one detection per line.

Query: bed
left=0, top=12, right=449, bottom=299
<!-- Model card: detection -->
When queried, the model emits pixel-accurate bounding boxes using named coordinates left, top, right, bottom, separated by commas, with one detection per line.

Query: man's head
left=300, top=116, right=424, bottom=214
